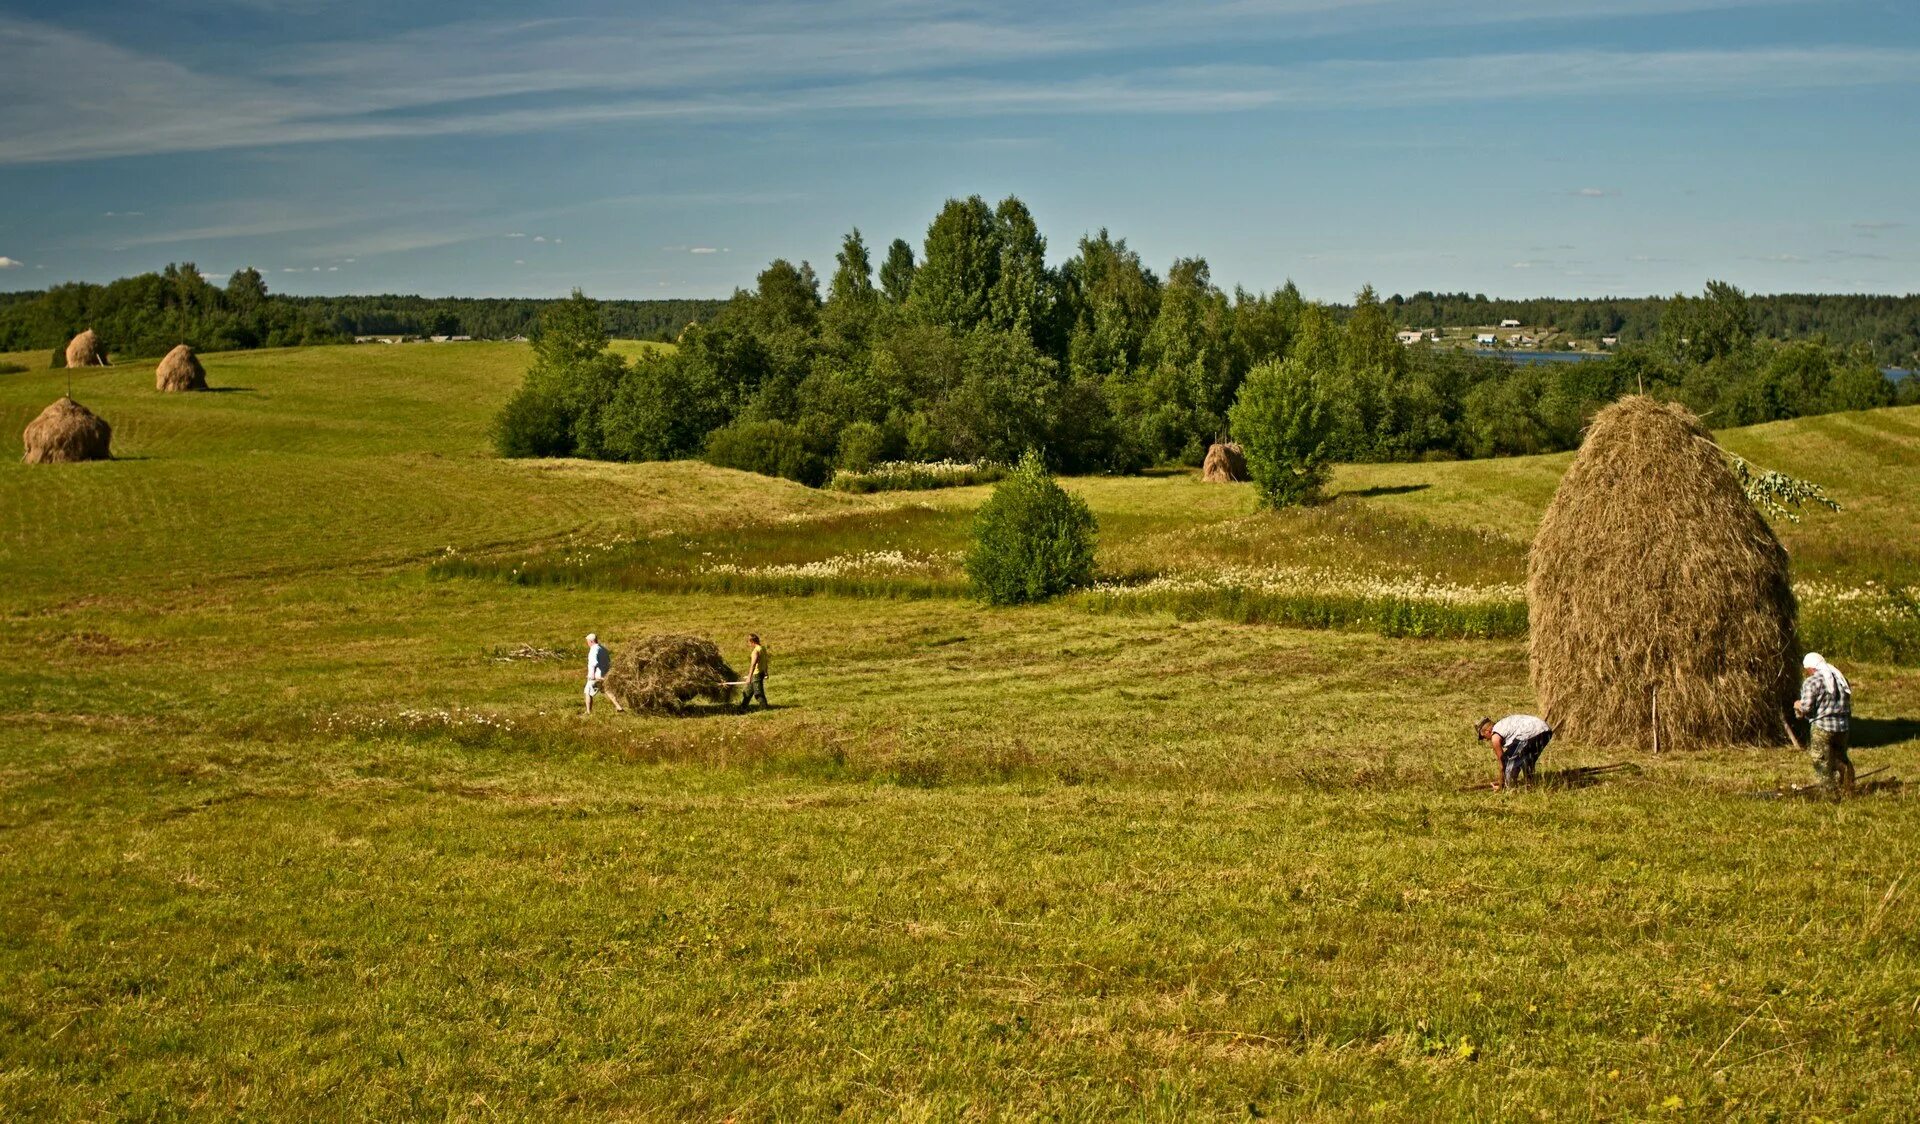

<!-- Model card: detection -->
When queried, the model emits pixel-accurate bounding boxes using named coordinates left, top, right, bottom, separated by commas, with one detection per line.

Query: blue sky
left=1, top=0, right=1916, bottom=301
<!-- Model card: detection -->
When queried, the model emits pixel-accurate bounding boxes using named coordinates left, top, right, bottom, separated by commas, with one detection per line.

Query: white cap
left=586, top=633, right=597, bottom=643
left=1802, top=652, right=1824, bottom=670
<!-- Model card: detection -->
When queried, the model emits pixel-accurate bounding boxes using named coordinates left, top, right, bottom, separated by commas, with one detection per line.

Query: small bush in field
left=703, top=419, right=830, bottom=487
left=965, top=451, right=1097, bottom=605
left=1230, top=357, right=1333, bottom=508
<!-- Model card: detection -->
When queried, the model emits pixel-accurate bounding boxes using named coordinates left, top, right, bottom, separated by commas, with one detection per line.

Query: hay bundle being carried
left=156, top=344, right=208, bottom=392
left=23, top=396, right=112, bottom=463
left=605, top=633, right=738, bottom=713
left=1528, top=396, right=1797, bottom=750
left=65, top=330, right=110, bottom=368
left=1202, top=442, right=1249, bottom=482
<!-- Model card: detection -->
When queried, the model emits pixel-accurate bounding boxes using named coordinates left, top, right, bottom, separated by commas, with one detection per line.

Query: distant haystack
left=1201, top=442, right=1249, bottom=483
left=156, top=344, right=208, bottom=392
left=604, top=633, right=739, bottom=713
left=1528, top=396, right=1797, bottom=750
left=65, top=330, right=110, bottom=368
left=22, top=396, right=112, bottom=463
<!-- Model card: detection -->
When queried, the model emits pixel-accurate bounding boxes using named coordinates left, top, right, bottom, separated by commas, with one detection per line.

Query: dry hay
left=1201, top=442, right=1249, bottom=482
left=605, top=633, right=738, bottom=713
left=65, top=329, right=110, bottom=368
left=1528, top=396, right=1796, bottom=750
left=156, top=344, right=208, bottom=392
left=23, top=396, right=113, bottom=463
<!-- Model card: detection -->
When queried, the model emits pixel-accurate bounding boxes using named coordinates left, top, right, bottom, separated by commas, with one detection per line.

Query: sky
left=1, top=0, right=1916, bottom=302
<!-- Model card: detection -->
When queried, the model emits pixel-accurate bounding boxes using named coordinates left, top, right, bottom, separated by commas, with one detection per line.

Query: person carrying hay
left=1795, top=653, right=1853, bottom=792
left=736, top=634, right=770, bottom=713
left=584, top=633, right=624, bottom=715
left=1475, top=714, right=1553, bottom=791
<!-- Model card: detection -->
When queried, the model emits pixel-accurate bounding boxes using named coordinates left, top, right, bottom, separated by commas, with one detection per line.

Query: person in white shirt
left=1475, top=714, right=1553, bottom=790
left=584, top=633, right=622, bottom=715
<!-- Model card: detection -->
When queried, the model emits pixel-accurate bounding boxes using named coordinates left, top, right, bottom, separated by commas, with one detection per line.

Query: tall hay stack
left=1527, top=396, right=1796, bottom=750
left=22, top=396, right=112, bottom=463
left=1201, top=442, right=1249, bottom=482
left=65, top=330, right=110, bottom=368
left=156, top=344, right=208, bottom=392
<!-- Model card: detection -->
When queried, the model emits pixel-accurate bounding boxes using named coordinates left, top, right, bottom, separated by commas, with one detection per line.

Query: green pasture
left=3, top=345, right=1918, bottom=1119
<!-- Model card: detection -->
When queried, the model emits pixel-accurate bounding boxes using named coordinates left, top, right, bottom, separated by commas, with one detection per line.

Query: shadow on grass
left=1341, top=483, right=1433, bottom=499
left=1540, top=763, right=1642, bottom=790
left=204, top=386, right=257, bottom=394
left=1851, top=717, right=1920, bottom=749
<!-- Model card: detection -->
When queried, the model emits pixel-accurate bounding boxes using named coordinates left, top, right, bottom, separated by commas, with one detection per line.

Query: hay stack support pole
left=1651, top=686, right=1661, bottom=754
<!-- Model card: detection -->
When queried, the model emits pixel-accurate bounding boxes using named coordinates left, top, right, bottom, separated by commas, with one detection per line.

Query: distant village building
left=1499, top=318, right=1522, bottom=328
left=1475, top=333, right=1497, bottom=345
left=1601, top=336, right=1619, bottom=348
left=1395, top=329, right=1426, bottom=345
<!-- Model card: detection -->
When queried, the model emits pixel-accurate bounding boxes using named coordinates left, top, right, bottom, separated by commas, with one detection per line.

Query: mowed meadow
left=3, top=343, right=1919, bottom=1119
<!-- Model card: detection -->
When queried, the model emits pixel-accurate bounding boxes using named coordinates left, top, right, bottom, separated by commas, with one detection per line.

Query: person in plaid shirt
left=1795, top=652, right=1853, bottom=792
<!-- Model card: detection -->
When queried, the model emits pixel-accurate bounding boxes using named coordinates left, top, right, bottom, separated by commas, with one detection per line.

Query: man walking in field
left=736, top=634, right=770, bottom=713
left=1475, top=714, right=1553, bottom=791
left=1795, top=652, right=1853, bottom=792
left=584, top=633, right=622, bottom=715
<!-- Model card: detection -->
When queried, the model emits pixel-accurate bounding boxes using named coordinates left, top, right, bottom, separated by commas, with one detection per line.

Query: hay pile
left=156, top=344, right=208, bottom=392
left=604, top=633, right=738, bottom=713
left=1528, top=396, right=1797, bottom=750
left=22, top=396, right=112, bottom=463
left=1202, top=442, right=1248, bottom=482
left=65, top=330, right=110, bottom=368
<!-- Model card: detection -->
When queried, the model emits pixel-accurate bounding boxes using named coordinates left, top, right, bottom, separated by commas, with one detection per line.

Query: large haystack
left=22, top=396, right=112, bottom=463
left=65, top=330, right=110, bottom=368
left=1202, top=442, right=1249, bottom=482
left=156, top=344, right=208, bottom=392
left=1528, top=396, right=1796, bottom=750
left=604, top=633, right=739, bottom=713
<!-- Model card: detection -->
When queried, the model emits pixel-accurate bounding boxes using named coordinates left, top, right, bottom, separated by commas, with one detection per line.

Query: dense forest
left=0, top=269, right=723, bottom=360
left=495, top=195, right=1914, bottom=485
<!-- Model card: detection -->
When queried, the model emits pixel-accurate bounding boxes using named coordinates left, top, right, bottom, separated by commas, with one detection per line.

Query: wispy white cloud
left=0, top=256, right=23, bottom=268
left=1572, top=187, right=1619, bottom=197
left=0, top=6, right=1899, bottom=165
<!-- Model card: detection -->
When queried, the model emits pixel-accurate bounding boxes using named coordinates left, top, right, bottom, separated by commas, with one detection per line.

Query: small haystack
left=65, top=330, right=110, bottom=368
left=1202, top=442, right=1249, bottom=482
left=1528, top=396, right=1797, bottom=750
left=604, top=633, right=739, bottom=713
left=22, top=396, right=112, bottom=463
left=156, top=344, right=208, bottom=392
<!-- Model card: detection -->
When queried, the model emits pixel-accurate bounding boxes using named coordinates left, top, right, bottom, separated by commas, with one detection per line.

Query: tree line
left=1388, top=290, right=1920, bottom=367
left=494, top=195, right=1914, bottom=484
left=0, top=267, right=725, bottom=360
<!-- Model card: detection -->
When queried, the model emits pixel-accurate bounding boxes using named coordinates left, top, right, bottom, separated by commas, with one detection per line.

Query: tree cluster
left=4, top=266, right=341, bottom=360
left=494, top=197, right=1912, bottom=486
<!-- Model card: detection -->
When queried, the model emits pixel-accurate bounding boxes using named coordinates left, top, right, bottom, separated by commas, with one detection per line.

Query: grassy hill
left=3, top=345, right=1918, bottom=1118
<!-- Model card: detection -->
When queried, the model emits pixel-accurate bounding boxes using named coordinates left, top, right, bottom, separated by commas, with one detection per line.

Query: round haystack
left=65, top=330, right=110, bottom=368
left=1527, top=396, right=1797, bottom=750
left=1202, top=442, right=1249, bottom=482
left=22, top=396, right=112, bottom=463
left=604, top=633, right=739, bottom=713
left=156, top=344, right=208, bottom=392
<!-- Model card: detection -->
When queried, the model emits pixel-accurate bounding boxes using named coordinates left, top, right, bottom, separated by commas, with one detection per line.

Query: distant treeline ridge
left=0, top=267, right=724, bottom=360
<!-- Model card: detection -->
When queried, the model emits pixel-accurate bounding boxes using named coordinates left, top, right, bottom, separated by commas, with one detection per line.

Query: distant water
left=1887, top=367, right=1913, bottom=382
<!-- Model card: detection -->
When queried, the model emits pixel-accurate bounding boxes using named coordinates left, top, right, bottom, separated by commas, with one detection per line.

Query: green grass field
left=3, top=344, right=1919, bottom=1119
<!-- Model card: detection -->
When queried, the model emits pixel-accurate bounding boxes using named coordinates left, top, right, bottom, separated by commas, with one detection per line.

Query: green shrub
left=0, top=362, right=26, bottom=375
left=965, top=451, right=1097, bottom=605
left=492, top=382, right=576, bottom=457
left=704, top=419, right=830, bottom=487
left=1229, top=357, right=1333, bottom=508
left=836, top=420, right=888, bottom=472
